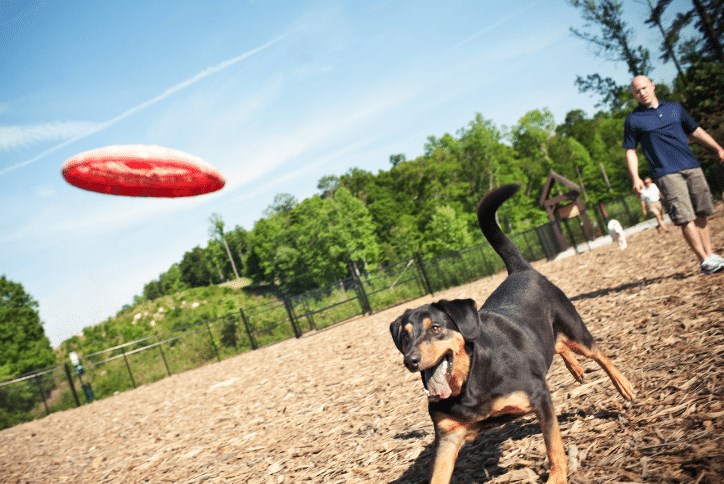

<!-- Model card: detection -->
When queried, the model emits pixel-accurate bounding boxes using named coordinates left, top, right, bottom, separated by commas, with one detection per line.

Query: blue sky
left=1, top=0, right=684, bottom=347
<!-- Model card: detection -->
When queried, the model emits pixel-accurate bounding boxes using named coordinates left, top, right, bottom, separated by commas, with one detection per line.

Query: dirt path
left=2, top=211, right=723, bottom=483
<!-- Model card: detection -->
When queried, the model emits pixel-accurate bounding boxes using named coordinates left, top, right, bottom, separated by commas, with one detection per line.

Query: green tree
left=264, top=193, right=297, bottom=216
left=294, top=187, right=380, bottom=288
left=568, top=0, right=652, bottom=110
left=159, top=263, right=187, bottom=295
left=247, top=214, right=292, bottom=286
left=550, top=135, right=597, bottom=200
left=644, top=0, right=690, bottom=82
left=510, top=108, right=557, bottom=196
left=681, top=61, right=724, bottom=191
left=224, top=226, right=248, bottom=279
left=317, top=175, right=339, bottom=198
left=206, top=240, right=228, bottom=283
left=384, top=214, right=423, bottom=262
left=142, top=279, right=164, bottom=301
left=338, top=167, right=375, bottom=202
left=389, top=153, right=406, bottom=167
left=0, top=276, right=56, bottom=429
left=688, top=0, right=723, bottom=62
left=0, top=276, right=55, bottom=380
left=458, top=114, right=505, bottom=196
left=422, top=206, right=474, bottom=254
left=179, top=246, right=215, bottom=287
left=209, top=213, right=240, bottom=280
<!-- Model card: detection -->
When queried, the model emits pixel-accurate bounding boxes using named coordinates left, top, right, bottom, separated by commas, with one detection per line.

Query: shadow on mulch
left=569, top=272, right=694, bottom=302
left=390, top=411, right=621, bottom=483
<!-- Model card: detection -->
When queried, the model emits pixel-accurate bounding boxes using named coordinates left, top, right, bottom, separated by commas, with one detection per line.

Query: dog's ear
left=433, top=299, right=481, bottom=342
left=390, top=311, right=409, bottom=352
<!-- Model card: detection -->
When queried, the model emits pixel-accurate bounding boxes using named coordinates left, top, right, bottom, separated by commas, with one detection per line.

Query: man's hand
left=689, top=127, right=724, bottom=163
left=632, top=177, right=645, bottom=195
left=625, top=149, right=643, bottom=194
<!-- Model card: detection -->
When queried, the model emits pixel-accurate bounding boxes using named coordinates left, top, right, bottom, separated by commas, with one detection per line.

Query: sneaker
left=700, top=255, right=724, bottom=274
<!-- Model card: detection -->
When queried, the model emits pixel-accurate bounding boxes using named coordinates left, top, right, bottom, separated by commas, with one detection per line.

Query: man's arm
left=688, top=127, right=724, bottom=162
left=625, top=149, right=645, bottom=194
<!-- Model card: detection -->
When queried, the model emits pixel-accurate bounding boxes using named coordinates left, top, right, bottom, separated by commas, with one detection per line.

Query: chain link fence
left=1, top=193, right=647, bottom=430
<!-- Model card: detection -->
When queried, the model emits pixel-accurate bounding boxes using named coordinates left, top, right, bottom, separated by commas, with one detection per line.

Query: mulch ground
left=2, top=209, right=723, bottom=483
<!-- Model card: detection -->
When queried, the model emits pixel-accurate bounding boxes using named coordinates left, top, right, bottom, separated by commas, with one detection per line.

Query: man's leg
left=695, top=215, right=712, bottom=257
left=656, top=169, right=720, bottom=272
left=680, top=218, right=709, bottom=262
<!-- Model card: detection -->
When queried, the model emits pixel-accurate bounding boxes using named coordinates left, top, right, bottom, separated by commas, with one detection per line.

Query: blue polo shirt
left=622, top=100, right=700, bottom=179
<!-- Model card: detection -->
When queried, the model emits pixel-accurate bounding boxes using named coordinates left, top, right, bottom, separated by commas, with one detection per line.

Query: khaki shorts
left=656, top=168, right=714, bottom=225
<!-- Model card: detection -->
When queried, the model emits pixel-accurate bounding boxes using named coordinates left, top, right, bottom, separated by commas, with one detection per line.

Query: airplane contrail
left=0, top=34, right=286, bottom=176
left=453, top=0, right=545, bottom=50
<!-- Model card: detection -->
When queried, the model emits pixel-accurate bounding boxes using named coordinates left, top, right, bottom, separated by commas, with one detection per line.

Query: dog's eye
left=430, top=324, right=441, bottom=333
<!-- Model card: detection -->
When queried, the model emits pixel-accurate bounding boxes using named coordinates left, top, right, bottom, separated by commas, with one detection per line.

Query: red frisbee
left=61, top=145, right=225, bottom=197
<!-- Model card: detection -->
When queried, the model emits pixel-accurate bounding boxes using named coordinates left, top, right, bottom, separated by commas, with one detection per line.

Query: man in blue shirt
left=624, top=75, right=724, bottom=274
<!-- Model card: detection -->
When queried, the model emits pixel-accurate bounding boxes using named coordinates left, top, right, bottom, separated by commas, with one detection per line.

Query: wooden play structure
left=539, top=170, right=596, bottom=251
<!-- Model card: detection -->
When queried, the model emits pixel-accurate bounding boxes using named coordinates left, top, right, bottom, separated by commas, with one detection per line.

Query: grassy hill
left=56, top=282, right=279, bottom=359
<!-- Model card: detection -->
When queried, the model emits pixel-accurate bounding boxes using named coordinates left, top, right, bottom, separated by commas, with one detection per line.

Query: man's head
left=630, top=76, right=658, bottom=108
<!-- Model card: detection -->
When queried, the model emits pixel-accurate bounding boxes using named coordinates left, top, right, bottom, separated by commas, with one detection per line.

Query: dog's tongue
left=424, top=359, right=452, bottom=399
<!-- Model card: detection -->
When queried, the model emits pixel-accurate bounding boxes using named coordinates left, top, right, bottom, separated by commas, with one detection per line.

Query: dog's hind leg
left=555, top=341, right=585, bottom=383
left=551, top=296, right=634, bottom=401
left=532, top=388, right=568, bottom=484
left=563, top=340, right=635, bottom=401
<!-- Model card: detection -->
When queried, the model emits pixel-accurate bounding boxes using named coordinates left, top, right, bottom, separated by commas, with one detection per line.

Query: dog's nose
left=404, top=353, right=421, bottom=371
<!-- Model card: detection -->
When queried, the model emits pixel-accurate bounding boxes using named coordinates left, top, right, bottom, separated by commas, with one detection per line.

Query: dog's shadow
left=390, top=410, right=620, bottom=483
left=569, top=272, right=692, bottom=302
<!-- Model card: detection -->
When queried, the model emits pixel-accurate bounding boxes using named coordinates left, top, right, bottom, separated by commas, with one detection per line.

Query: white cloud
left=0, top=121, right=102, bottom=151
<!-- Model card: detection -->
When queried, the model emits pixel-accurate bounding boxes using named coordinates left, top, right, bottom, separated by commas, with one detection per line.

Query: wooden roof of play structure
left=539, top=170, right=582, bottom=208
left=539, top=170, right=596, bottom=249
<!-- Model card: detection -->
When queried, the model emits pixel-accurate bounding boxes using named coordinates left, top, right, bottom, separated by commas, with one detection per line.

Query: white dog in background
left=607, top=219, right=627, bottom=249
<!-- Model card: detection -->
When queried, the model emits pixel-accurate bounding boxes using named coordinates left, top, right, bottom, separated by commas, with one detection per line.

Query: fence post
left=239, top=308, right=258, bottom=350
left=284, top=298, right=302, bottom=338
left=204, top=321, right=222, bottom=362
left=348, top=261, right=372, bottom=314
left=414, top=252, right=434, bottom=295
left=63, top=363, right=81, bottom=407
left=301, top=296, right=318, bottom=331
left=158, top=344, right=172, bottom=376
left=121, top=347, right=137, bottom=388
left=33, top=374, right=50, bottom=415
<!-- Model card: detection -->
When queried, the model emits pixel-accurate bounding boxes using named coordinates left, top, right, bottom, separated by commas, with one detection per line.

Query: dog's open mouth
left=422, top=352, right=453, bottom=401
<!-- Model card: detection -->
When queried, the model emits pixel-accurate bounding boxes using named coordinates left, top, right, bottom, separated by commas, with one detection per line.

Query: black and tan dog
left=390, top=185, right=634, bottom=484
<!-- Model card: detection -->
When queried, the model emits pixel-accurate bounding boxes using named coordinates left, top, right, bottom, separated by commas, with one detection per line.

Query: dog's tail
left=476, top=184, right=532, bottom=274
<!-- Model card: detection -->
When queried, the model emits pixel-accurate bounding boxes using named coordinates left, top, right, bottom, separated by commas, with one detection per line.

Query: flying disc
left=61, top=145, right=225, bottom=197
